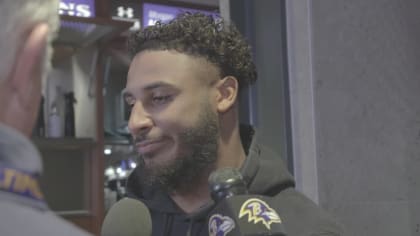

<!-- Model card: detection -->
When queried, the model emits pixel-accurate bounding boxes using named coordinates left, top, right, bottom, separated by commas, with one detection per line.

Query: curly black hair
left=128, top=12, right=257, bottom=90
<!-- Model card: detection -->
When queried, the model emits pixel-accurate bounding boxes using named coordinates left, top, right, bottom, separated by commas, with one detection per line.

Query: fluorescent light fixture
left=104, top=148, right=112, bottom=155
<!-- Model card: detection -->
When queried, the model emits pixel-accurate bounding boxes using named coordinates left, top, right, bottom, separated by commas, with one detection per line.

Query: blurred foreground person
left=0, top=1, right=91, bottom=235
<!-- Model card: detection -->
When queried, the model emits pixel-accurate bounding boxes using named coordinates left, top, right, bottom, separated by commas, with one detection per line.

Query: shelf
left=32, top=137, right=95, bottom=150
left=53, top=15, right=134, bottom=63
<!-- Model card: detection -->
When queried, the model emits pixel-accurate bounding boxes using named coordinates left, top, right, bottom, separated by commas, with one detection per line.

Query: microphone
left=209, top=167, right=248, bottom=200
left=207, top=168, right=287, bottom=236
left=101, top=198, right=152, bottom=236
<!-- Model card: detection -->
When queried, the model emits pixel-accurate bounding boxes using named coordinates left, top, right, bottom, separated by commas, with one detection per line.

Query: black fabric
left=124, top=125, right=345, bottom=236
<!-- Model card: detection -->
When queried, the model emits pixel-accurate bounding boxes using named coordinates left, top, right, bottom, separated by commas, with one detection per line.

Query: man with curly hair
left=116, top=13, right=344, bottom=236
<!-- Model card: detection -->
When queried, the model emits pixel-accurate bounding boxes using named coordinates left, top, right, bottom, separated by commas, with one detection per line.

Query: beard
left=136, top=103, right=219, bottom=193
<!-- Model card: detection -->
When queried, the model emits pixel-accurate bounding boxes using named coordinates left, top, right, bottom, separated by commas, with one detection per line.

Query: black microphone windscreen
left=101, top=198, right=152, bottom=236
left=208, top=167, right=243, bottom=186
left=209, top=167, right=248, bottom=202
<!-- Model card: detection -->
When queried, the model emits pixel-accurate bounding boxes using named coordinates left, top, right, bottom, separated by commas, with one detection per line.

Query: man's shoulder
left=0, top=201, right=92, bottom=236
left=270, top=188, right=346, bottom=236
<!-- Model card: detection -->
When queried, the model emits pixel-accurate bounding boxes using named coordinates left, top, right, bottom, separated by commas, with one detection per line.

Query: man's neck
left=215, top=122, right=247, bottom=169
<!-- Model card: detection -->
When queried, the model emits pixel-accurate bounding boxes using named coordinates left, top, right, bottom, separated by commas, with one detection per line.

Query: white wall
left=288, top=0, right=420, bottom=235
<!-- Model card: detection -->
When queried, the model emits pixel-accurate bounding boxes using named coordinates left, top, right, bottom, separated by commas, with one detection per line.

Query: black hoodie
left=125, top=125, right=345, bottom=236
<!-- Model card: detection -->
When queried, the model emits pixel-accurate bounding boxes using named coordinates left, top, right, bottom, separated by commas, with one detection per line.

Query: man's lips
left=135, top=139, right=166, bottom=154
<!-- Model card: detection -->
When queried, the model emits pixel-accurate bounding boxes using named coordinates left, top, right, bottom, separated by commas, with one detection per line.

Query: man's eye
left=125, top=99, right=135, bottom=108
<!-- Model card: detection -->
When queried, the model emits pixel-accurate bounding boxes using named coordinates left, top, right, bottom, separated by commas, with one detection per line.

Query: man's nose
left=128, top=102, right=153, bottom=137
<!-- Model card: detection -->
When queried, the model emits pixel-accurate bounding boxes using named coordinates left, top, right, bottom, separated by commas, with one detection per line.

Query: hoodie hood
left=126, top=124, right=295, bottom=213
left=239, top=125, right=295, bottom=196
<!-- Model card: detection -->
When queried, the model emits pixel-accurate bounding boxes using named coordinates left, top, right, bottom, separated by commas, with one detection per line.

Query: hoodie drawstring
left=186, top=220, right=194, bottom=236
left=162, top=213, right=174, bottom=236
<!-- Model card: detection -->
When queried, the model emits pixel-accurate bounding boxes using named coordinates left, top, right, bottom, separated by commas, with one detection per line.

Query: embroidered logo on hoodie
left=239, top=198, right=282, bottom=230
left=209, top=214, right=235, bottom=236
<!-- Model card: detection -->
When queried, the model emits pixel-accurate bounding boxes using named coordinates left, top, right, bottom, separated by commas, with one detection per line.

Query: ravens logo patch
left=238, top=198, right=282, bottom=229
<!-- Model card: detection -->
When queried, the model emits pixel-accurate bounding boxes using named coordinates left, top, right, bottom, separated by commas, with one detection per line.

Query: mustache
left=132, top=135, right=162, bottom=144
left=132, top=135, right=146, bottom=144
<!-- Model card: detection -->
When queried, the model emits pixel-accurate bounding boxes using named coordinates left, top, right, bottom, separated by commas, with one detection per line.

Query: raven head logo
left=209, top=214, right=235, bottom=236
left=238, top=198, right=282, bottom=229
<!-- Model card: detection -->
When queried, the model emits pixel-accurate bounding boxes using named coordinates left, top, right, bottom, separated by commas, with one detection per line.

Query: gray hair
left=0, top=0, right=59, bottom=81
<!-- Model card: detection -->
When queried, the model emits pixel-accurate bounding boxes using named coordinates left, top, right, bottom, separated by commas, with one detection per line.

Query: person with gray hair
left=0, top=1, right=91, bottom=235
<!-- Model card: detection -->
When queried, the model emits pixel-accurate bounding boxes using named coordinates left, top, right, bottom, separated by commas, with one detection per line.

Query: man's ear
left=216, top=76, right=239, bottom=113
left=11, top=23, right=49, bottom=92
